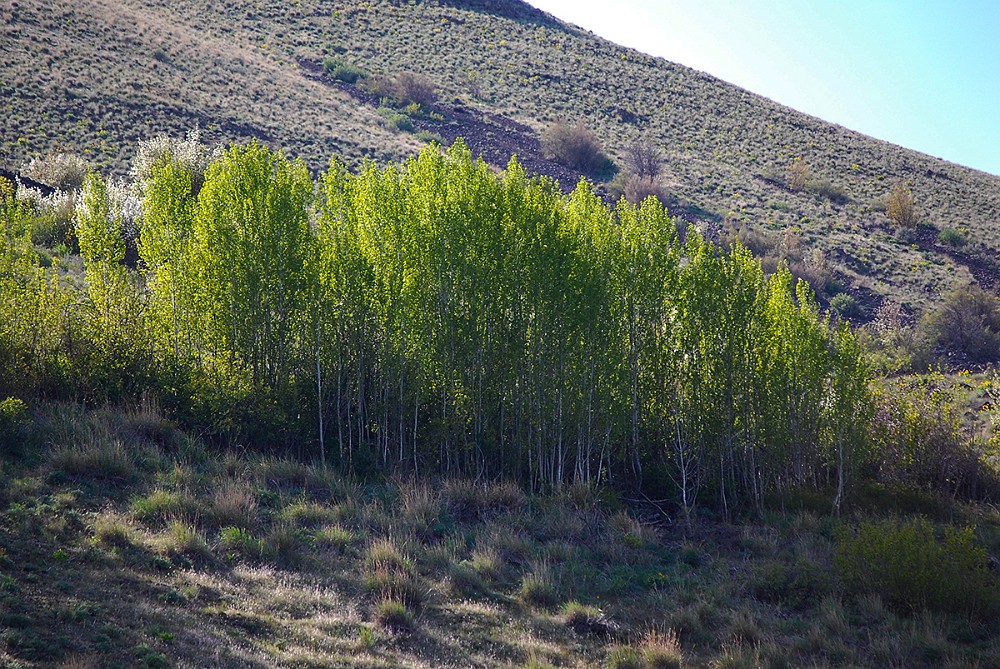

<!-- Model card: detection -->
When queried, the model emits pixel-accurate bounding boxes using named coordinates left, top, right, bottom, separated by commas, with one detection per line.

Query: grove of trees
left=3, top=138, right=990, bottom=514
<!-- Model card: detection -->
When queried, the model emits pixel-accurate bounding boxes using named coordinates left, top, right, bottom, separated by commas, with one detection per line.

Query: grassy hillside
left=3, top=0, right=1000, bottom=318
left=1, top=402, right=999, bottom=669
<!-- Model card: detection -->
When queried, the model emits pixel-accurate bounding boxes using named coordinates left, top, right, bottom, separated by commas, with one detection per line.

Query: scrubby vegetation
left=4, top=1, right=1000, bottom=663
left=0, top=403, right=998, bottom=668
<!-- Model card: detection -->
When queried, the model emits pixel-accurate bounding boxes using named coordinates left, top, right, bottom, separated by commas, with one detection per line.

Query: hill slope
left=3, top=0, right=1000, bottom=315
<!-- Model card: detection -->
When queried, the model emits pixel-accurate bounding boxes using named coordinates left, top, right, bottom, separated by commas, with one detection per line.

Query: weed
left=209, top=482, right=257, bottom=529
left=519, top=560, right=558, bottom=608
left=835, top=517, right=1000, bottom=618
left=442, top=478, right=526, bottom=521
left=357, top=624, right=377, bottom=649
left=606, top=645, right=642, bottom=669
left=161, top=520, right=211, bottom=559
left=313, top=524, right=356, bottom=552
left=373, top=597, right=414, bottom=630
left=448, top=561, right=488, bottom=597
left=641, top=629, right=684, bottom=669
left=218, top=526, right=265, bottom=561
left=561, top=601, right=615, bottom=637
left=92, top=511, right=139, bottom=548
left=132, top=489, right=200, bottom=525
left=50, top=440, right=137, bottom=483
left=279, top=501, right=339, bottom=528
left=469, top=545, right=504, bottom=581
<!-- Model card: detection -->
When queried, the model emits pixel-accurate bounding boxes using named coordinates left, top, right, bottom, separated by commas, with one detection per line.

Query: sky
left=525, top=0, right=1000, bottom=177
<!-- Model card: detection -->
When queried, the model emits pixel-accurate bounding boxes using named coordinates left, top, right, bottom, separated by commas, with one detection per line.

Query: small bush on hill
left=612, top=173, right=669, bottom=206
left=322, top=56, right=365, bottom=84
left=917, top=286, right=1000, bottom=364
left=787, top=158, right=810, bottom=191
left=541, top=121, right=614, bottom=178
left=885, top=182, right=917, bottom=229
left=835, top=517, right=1000, bottom=618
left=623, top=139, right=663, bottom=180
left=393, top=72, right=437, bottom=108
left=937, top=227, right=966, bottom=247
left=0, top=397, right=29, bottom=454
left=829, top=293, right=859, bottom=319
left=21, top=153, right=89, bottom=191
left=871, top=374, right=993, bottom=498
left=807, top=178, right=849, bottom=204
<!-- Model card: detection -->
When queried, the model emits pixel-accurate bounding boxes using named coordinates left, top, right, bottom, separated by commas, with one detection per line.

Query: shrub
left=917, top=285, right=1000, bottom=364
left=21, top=153, right=89, bottom=191
left=131, top=128, right=220, bottom=195
left=392, top=72, right=437, bottom=107
left=829, top=293, right=859, bottom=319
left=787, top=159, right=809, bottom=191
left=612, top=173, right=669, bottom=206
left=519, top=560, right=558, bottom=608
left=376, top=107, right=415, bottom=133
left=0, top=397, right=29, bottom=454
left=870, top=375, right=984, bottom=496
left=751, top=558, right=833, bottom=609
left=373, top=597, right=414, bottom=630
left=807, top=178, right=849, bottom=204
left=885, top=182, right=917, bottom=229
left=541, top=121, right=614, bottom=178
left=218, top=526, right=265, bottom=561
left=322, top=56, right=365, bottom=84
left=623, top=139, right=663, bottom=180
left=835, top=517, right=1000, bottom=618
left=606, top=645, right=642, bottom=669
left=937, top=227, right=966, bottom=247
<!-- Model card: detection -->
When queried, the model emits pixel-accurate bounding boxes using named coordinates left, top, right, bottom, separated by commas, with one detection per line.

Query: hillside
left=3, top=0, right=1000, bottom=318
left=1, top=403, right=998, bottom=668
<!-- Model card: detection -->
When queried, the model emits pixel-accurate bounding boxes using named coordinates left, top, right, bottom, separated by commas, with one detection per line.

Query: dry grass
left=1, top=402, right=999, bottom=667
left=6, top=0, right=1000, bottom=321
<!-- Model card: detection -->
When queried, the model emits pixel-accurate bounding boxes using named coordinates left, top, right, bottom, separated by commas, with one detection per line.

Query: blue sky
left=526, top=0, right=1000, bottom=176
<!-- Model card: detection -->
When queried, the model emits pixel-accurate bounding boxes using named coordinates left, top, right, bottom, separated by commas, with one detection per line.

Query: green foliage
left=606, top=645, right=643, bottom=669
left=7, top=138, right=873, bottom=515
left=871, top=374, right=991, bottom=498
left=828, top=293, right=858, bottom=319
left=219, top=526, right=265, bottom=561
left=917, top=286, right=1000, bottom=364
left=0, top=397, right=29, bottom=453
left=376, top=107, right=416, bottom=133
left=835, top=517, right=1000, bottom=618
left=937, top=227, right=966, bottom=247
left=322, top=56, right=365, bottom=83
left=751, top=558, right=833, bottom=608
left=806, top=178, right=849, bottom=204
left=373, top=597, right=414, bottom=629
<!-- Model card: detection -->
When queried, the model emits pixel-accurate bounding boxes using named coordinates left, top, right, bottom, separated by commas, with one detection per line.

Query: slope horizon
left=525, top=0, right=1000, bottom=178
